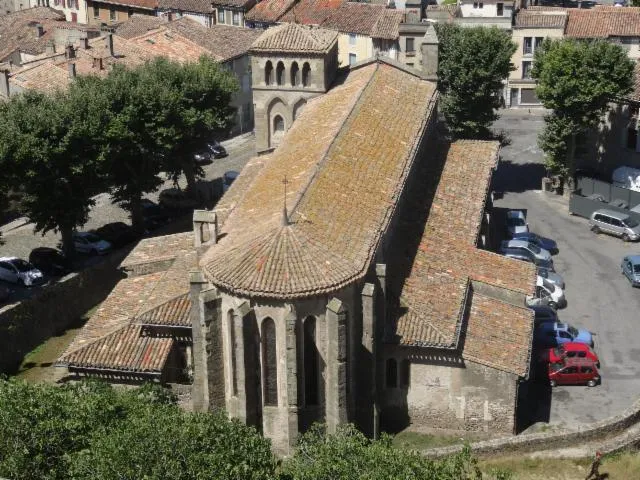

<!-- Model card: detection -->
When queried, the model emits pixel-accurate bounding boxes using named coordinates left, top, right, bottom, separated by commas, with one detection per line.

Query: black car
left=529, top=305, right=558, bottom=325
left=93, top=222, right=139, bottom=249
left=194, top=152, right=213, bottom=166
left=207, top=141, right=227, bottom=159
left=141, top=199, right=173, bottom=230
left=28, top=247, right=72, bottom=276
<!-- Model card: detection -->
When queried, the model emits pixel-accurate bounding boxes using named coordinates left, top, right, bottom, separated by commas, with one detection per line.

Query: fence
left=570, top=177, right=640, bottom=221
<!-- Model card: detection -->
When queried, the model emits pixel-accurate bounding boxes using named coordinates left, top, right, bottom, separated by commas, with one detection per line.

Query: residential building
left=85, top=0, right=158, bottom=27
left=457, top=0, right=514, bottom=29
left=244, top=0, right=296, bottom=28
left=507, top=7, right=567, bottom=107
left=158, top=0, right=256, bottom=28
left=1, top=0, right=33, bottom=16
left=320, top=2, right=403, bottom=66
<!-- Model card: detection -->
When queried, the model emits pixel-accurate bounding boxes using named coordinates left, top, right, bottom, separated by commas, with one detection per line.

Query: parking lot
left=493, top=110, right=640, bottom=430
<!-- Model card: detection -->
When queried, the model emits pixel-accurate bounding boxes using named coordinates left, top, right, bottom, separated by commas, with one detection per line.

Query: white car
left=506, top=210, right=528, bottom=237
left=0, top=257, right=44, bottom=287
left=73, top=232, right=112, bottom=255
left=536, top=275, right=566, bottom=309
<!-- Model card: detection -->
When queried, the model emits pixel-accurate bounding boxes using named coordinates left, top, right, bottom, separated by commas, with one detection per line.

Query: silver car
left=621, top=255, right=640, bottom=287
left=0, top=257, right=45, bottom=287
left=589, top=209, right=640, bottom=242
left=500, top=239, right=552, bottom=263
left=537, top=266, right=564, bottom=289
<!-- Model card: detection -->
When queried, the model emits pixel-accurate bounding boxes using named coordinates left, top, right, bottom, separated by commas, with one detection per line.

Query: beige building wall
left=214, top=7, right=247, bottom=27
left=337, top=32, right=374, bottom=67
left=87, top=1, right=155, bottom=26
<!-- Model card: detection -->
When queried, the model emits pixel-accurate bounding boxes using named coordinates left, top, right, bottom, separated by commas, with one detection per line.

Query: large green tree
left=435, top=24, right=516, bottom=139
left=0, top=90, right=104, bottom=257
left=532, top=38, right=634, bottom=178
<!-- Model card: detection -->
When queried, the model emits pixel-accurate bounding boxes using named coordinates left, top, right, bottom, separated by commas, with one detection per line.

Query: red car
left=548, top=357, right=600, bottom=387
left=548, top=342, right=599, bottom=366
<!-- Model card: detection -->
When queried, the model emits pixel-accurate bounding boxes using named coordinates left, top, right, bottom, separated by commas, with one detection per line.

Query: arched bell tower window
left=303, top=316, right=319, bottom=406
left=302, top=62, right=311, bottom=87
left=262, top=317, right=278, bottom=406
left=228, top=310, right=237, bottom=396
left=291, top=61, right=300, bottom=86
left=265, top=61, right=273, bottom=86
left=276, top=61, right=285, bottom=86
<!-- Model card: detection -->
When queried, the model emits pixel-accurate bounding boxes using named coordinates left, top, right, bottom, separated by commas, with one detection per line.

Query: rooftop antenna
left=282, top=176, right=289, bottom=226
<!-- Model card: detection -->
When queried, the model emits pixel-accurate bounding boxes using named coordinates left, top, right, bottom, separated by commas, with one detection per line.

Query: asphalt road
left=493, top=110, right=640, bottom=430
left=0, top=132, right=257, bottom=303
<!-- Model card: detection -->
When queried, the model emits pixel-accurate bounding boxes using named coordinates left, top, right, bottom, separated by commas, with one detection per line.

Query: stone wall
left=0, top=251, right=128, bottom=374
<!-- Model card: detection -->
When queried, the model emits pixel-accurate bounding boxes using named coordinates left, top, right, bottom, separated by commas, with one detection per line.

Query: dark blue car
left=512, top=231, right=557, bottom=253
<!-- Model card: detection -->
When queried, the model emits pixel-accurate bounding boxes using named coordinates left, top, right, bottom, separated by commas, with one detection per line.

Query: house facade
left=86, top=0, right=157, bottom=26
left=159, top=0, right=256, bottom=28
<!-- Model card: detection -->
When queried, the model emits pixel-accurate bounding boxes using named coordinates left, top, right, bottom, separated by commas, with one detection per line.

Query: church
left=58, top=22, right=536, bottom=455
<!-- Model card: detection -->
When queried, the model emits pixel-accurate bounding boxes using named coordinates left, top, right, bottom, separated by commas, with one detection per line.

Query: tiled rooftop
left=201, top=60, right=438, bottom=298
left=0, top=8, right=65, bottom=59
left=120, top=232, right=194, bottom=268
left=389, top=140, right=535, bottom=376
left=158, top=0, right=212, bottom=14
left=371, top=9, right=404, bottom=40
left=129, top=27, right=212, bottom=62
left=96, top=0, right=158, bottom=9
left=113, top=13, right=164, bottom=38
left=137, top=292, right=192, bottom=327
left=245, top=0, right=297, bottom=23
left=211, top=0, right=256, bottom=8
left=250, top=22, right=338, bottom=53
left=322, top=2, right=393, bottom=37
left=566, top=6, right=640, bottom=38
left=514, top=9, right=567, bottom=29
left=279, top=0, right=345, bottom=25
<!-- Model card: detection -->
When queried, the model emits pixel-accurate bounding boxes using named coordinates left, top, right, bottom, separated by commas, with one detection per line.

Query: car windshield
left=83, top=233, right=101, bottom=243
left=11, top=259, right=34, bottom=272
left=623, top=217, right=639, bottom=227
left=509, top=218, right=526, bottom=227
left=634, top=264, right=640, bottom=274
left=528, top=242, right=541, bottom=254
left=542, top=278, right=555, bottom=291
left=567, top=326, right=579, bottom=337
left=538, top=268, right=548, bottom=278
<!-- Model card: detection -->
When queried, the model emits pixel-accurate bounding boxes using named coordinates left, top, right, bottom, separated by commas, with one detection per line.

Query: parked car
left=28, top=247, right=72, bottom=276
left=0, top=283, right=12, bottom=302
left=159, top=188, right=198, bottom=210
left=589, top=209, right=640, bottom=242
left=223, top=170, right=239, bottom=193
left=512, top=231, right=558, bottom=254
left=548, top=358, right=600, bottom=387
left=537, top=266, right=564, bottom=290
left=93, top=222, right=139, bottom=249
left=0, top=257, right=45, bottom=286
left=500, top=239, right=552, bottom=264
left=506, top=210, right=528, bottom=237
left=207, top=141, right=227, bottom=159
left=547, top=342, right=600, bottom=366
left=141, top=199, right=174, bottom=230
left=529, top=304, right=558, bottom=324
left=72, top=232, right=112, bottom=255
left=503, top=247, right=555, bottom=271
left=534, top=322, right=594, bottom=348
left=194, top=151, right=213, bottom=166
left=621, top=255, right=640, bottom=287
left=527, top=294, right=558, bottom=310
left=536, top=275, right=566, bottom=309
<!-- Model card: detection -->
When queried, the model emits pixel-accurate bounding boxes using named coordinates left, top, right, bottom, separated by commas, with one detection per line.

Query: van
left=589, top=209, right=640, bottom=242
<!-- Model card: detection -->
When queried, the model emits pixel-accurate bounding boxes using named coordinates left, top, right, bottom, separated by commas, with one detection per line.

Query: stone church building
left=58, top=22, right=536, bottom=456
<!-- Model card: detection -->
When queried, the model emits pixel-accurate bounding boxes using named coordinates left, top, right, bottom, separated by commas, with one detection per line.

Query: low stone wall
left=423, top=397, right=640, bottom=458
left=0, top=251, right=128, bottom=374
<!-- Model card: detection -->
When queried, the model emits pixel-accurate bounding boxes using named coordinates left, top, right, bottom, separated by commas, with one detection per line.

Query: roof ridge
left=58, top=323, right=134, bottom=365
left=135, top=291, right=190, bottom=320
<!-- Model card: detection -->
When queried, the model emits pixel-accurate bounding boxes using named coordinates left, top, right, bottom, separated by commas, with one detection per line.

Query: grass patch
left=442, top=0, right=458, bottom=5
left=392, top=431, right=464, bottom=450
left=480, top=451, right=640, bottom=479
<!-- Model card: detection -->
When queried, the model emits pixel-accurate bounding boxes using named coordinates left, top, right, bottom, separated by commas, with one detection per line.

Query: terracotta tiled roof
left=249, top=22, right=338, bottom=53
left=279, top=0, right=346, bottom=25
left=212, top=0, right=256, bottom=8
left=390, top=141, right=536, bottom=358
left=129, top=27, right=212, bottom=62
left=201, top=60, right=438, bottom=298
left=425, top=4, right=461, bottom=18
left=322, top=2, right=388, bottom=36
left=136, top=292, right=192, bottom=327
left=514, top=10, right=567, bottom=29
left=61, top=325, right=173, bottom=374
left=120, top=232, right=194, bottom=269
left=463, top=293, right=533, bottom=377
left=92, top=0, right=158, bottom=10
left=9, top=61, right=70, bottom=94
left=113, top=13, right=164, bottom=38
left=0, top=9, right=65, bottom=59
left=370, top=8, right=403, bottom=40
left=245, top=0, right=297, bottom=23
left=566, top=7, right=640, bottom=38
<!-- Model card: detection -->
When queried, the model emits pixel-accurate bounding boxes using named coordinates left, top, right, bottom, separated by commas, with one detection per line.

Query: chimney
left=34, top=23, right=44, bottom=38
left=68, top=62, right=76, bottom=79
left=80, top=36, right=89, bottom=49
left=45, top=40, right=55, bottom=55
left=65, top=44, right=75, bottom=59
left=0, top=70, right=10, bottom=98
left=105, top=33, right=114, bottom=57
left=420, top=24, right=439, bottom=81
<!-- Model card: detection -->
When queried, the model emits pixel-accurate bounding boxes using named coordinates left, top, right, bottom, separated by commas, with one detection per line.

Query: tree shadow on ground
left=492, top=160, right=547, bottom=194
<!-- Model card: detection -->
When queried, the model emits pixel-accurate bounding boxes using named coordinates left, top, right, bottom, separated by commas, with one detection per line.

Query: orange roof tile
left=566, top=6, right=640, bottom=38
left=245, top=0, right=297, bottom=23
left=514, top=9, right=567, bottom=29
left=322, top=2, right=388, bottom=37
left=249, top=22, right=338, bottom=53
left=279, top=0, right=346, bottom=25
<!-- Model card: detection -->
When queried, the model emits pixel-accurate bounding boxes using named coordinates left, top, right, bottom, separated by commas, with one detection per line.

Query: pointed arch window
left=262, top=317, right=278, bottom=406
left=290, top=61, right=300, bottom=86
left=265, top=60, right=273, bottom=86
left=302, top=62, right=311, bottom=87
left=276, top=61, right=285, bottom=86
left=303, top=316, right=319, bottom=406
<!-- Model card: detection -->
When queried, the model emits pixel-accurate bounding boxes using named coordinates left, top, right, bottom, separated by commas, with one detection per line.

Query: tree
left=435, top=24, right=516, bottom=139
left=532, top=38, right=634, bottom=178
left=0, top=91, right=104, bottom=257
left=280, top=424, right=482, bottom=480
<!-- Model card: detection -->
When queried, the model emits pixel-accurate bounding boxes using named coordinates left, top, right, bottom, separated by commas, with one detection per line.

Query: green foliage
left=435, top=24, right=516, bottom=139
left=532, top=38, right=634, bottom=176
left=0, top=90, right=104, bottom=255
left=280, top=424, right=482, bottom=480
left=0, top=379, right=275, bottom=480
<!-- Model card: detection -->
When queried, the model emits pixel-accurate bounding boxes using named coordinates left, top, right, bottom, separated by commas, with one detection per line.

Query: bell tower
left=249, top=23, right=339, bottom=154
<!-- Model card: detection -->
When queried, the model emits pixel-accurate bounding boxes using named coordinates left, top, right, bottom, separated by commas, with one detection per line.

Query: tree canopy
left=435, top=24, right=516, bottom=139
left=532, top=38, right=634, bottom=177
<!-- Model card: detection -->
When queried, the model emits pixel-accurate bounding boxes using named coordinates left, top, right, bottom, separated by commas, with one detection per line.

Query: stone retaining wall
left=424, top=398, right=640, bottom=458
left=0, top=251, right=128, bottom=374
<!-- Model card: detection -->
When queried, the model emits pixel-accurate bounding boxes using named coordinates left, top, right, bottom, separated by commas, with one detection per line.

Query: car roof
left=560, top=357, right=597, bottom=367
left=507, top=210, right=525, bottom=217
left=0, top=257, right=19, bottom=262
left=593, top=209, right=629, bottom=220
left=506, top=239, right=529, bottom=248
left=30, top=247, right=60, bottom=253
left=624, top=255, right=640, bottom=264
left=559, top=342, right=589, bottom=350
